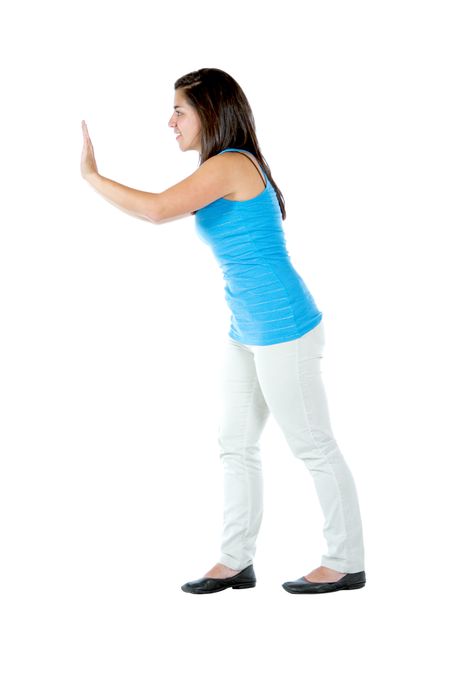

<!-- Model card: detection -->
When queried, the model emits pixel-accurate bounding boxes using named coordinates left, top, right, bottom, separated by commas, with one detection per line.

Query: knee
left=217, top=431, right=242, bottom=459
left=217, top=427, right=232, bottom=458
left=286, top=432, right=339, bottom=461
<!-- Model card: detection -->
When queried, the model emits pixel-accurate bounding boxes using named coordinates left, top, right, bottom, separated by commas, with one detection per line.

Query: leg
left=251, top=321, right=365, bottom=574
left=216, top=337, right=270, bottom=571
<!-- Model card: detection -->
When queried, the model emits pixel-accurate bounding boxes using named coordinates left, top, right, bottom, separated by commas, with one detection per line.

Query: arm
left=84, top=153, right=237, bottom=225
left=85, top=173, right=159, bottom=223
left=154, top=153, right=237, bottom=224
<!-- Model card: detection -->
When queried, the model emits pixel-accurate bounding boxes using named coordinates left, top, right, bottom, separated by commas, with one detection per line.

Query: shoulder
left=201, top=150, right=256, bottom=179
left=204, top=150, right=241, bottom=167
left=192, top=151, right=244, bottom=187
left=154, top=153, right=238, bottom=223
left=194, top=150, right=249, bottom=185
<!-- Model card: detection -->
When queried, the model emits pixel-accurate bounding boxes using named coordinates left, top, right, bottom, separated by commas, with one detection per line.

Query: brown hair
left=174, top=68, right=286, bottom=220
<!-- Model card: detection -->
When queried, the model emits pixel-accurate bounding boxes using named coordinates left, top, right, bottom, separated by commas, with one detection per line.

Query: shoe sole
left=182, top=581, right=256, bottom=594
left=283, top=581, right=366, bottom=594
left=231, top=582, right=256, bottom=589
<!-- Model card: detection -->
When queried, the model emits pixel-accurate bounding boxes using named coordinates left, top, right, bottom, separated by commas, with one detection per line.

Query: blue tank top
left=194, top=148, right=323, bottom=345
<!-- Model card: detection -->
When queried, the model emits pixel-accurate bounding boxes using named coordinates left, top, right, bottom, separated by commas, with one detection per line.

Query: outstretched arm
left=80, top=120, right=237, bottom=225
left=84, top=173, right=159, bottom=223
left=81, top=120, right=158, bottom=222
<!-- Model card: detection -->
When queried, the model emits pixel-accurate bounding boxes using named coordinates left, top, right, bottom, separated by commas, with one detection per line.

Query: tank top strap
left=219, top=148, right=267, bottom=182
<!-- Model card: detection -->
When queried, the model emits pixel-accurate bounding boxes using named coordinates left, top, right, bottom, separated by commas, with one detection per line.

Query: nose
left=168, top=112, right=177, bottom=127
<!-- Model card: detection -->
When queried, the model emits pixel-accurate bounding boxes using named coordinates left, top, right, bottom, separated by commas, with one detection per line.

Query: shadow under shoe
left=181, top=564, right=256, bottom=594
left=282, top=570, right=366, bottom=594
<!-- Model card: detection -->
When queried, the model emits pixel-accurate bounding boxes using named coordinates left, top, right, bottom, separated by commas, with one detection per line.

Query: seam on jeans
left=240, top=376, right=259, bottom=565
left=294, top=341, right=350, bottom=562
left=294, top=342, right=324, bottom=456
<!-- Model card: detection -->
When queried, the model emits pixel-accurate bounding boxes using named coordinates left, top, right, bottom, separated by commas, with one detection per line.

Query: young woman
left=81, top=67, right=366, bottom=595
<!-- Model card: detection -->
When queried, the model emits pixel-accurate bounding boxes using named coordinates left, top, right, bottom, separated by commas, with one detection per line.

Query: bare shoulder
left=154, top=152, right=237, bottom=223
left=153, top=150, right=266, bottom=224
left=208, top=150, right=267, bottom=201
left=201, top=150, right=241, bottom=169
left=197, top=152, right=255, bottom=200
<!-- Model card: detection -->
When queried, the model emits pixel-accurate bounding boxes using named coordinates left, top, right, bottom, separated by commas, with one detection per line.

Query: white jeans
left=217, top=319, right=365, bottom=574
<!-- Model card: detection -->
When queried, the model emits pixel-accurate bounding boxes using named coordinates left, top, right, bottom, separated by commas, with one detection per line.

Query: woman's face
left=168, top=90, right=202, bottom=153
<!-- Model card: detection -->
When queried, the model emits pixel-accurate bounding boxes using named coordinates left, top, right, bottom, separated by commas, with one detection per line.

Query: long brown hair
left=174, top=68, right=286, bottom=220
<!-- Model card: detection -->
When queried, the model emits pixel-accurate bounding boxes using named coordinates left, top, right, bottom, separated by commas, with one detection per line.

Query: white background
left=1, top=0, right=449, bottom=672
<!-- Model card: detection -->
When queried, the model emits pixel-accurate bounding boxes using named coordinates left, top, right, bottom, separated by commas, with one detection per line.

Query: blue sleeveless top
left=194, top=148, right=323, bottom=346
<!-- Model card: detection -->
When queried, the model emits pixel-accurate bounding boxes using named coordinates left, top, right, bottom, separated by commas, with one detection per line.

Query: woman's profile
left=80, top=67, right=366, bottom=595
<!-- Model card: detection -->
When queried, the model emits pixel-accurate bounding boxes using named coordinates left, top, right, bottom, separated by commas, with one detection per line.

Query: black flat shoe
left=282, top=570, right=366, bottom=594
left=181, top=564, right=256, bottom=594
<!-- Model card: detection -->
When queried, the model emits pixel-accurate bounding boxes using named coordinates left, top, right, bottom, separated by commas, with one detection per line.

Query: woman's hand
left=80, top=120, right=98, bottom=179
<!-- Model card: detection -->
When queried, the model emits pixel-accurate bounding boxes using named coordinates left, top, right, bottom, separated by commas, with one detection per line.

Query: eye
left=175, top=111, right=182, bottom=116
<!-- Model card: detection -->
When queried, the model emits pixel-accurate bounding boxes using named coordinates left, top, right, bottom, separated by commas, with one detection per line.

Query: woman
left=81, top=67, right=366, bottom=595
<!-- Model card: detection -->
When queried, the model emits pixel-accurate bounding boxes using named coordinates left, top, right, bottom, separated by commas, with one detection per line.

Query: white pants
left=217, top=320, right=365, bottom=574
